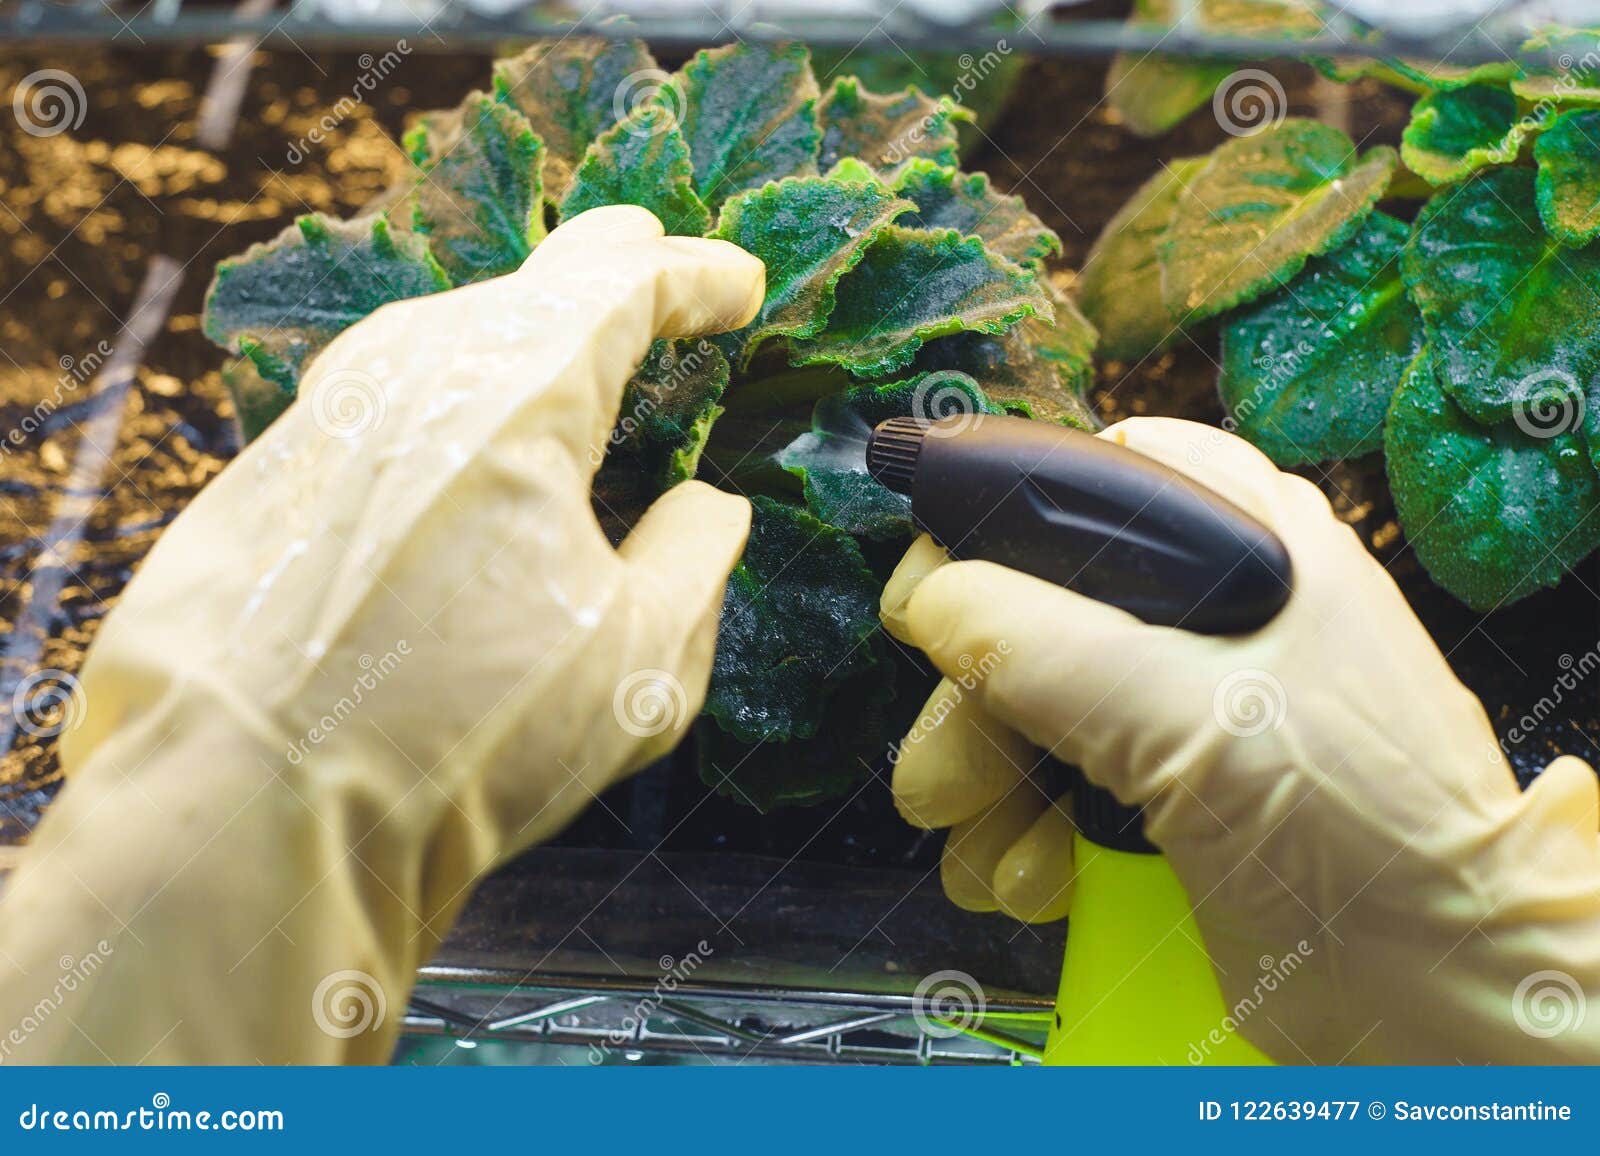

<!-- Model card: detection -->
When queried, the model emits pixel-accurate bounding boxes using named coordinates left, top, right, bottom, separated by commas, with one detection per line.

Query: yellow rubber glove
left=0, top=207, right=764, bottom=1064
left=883, top=416, right=1600, bottom=1064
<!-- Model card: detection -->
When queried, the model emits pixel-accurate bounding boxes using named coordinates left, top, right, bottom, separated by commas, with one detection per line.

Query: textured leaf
left=1401, top=84, right=1528, bottom=186
left=1076, top=157, right=1205, bottom=361
left=1219, top=212, right=1423, bottom=465
left=404, top=92, right=545, bottom=284
left=1514, top=27, right=1600, bottom=104
left=673, top=41, right=821, bottom=209
left=818, top=76, right=973, bottom=173
left=705, top=497, right=882, bottom=743
left=203, top=213, right=449, bottom=394
left=911, top=287, right=1098, bottom=428
left=1385, top=349, right=1600, bottom=610
left=790, top=225, right=1050, bottom=377
left=559, top=103, right=710, bottom=236
left=1535, top=109, right=1600, bottom=247
left=779, top=373, right=1003, bottom=539
left=1402, top=167, right=1595, bottom=426
left=493, top=36, right=657, bottom=198
left=892, top=160, right=1061, bottom=269
left=1162, top=120, right=1396, bottom=325
left=696, top=637, right=897, bottom=812
left=590, top=338, right=730, bottom=543
left=708, top=175, right=912, bottom=366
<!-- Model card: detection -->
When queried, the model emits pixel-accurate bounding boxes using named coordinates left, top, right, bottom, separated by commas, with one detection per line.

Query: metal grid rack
left=0, top=0, right=1585, bottom=60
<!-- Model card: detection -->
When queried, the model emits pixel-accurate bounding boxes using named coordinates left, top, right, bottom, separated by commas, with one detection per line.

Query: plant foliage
left=1082, top=16, right=1600, bottom=613
left=203, top=36, right=1097, bottom=810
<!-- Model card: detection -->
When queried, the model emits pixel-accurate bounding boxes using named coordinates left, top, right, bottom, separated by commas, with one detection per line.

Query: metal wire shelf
left=0, top=0, right=1586, bottom=62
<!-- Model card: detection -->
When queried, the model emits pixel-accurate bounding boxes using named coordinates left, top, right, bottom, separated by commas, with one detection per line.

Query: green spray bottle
left=866, top=413, right=1293, bottom=1065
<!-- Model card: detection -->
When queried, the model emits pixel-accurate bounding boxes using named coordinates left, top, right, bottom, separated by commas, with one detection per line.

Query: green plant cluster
left=202, top=37, right=1094, bottom=811
left=1089, top=15, right=1600, bottom=612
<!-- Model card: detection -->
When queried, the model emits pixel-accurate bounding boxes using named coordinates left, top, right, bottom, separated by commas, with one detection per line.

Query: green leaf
left=559, top=103, right=711, bottom=236
left=1318, top=55, right=1519, bottom=94
left=1514, top=27, right=1600, bottom=105
left=910, top=287, right=1099, bottom=429
left=1076, top=156, right=1206, bottom=361
left=590, top=338, right=730, bottom=543
left=790, top=225, right=1050, bottom=377
left=1402, top=167, right=1595, bottom=426
left=891, top=160, right=1061, bottom=269
left=493, top=36, right=658, bottom=198
left=672, top=41, right=821, bottom=209
left=1535, top=109, right=1600, bottom=247
left=818, top=76, right=973, bottom=173
left=1105, top=53, right=1235, bottom=137
left=778, top=373, right=1004, bottom=539
left=403, top=92, right=545, bottom=284
left=696, top=637, right=897, bottom=812
left=1106, top=0, right=1318, bottom=136
left=705, top=496, right=883, bottom=743
left=708, top=175, right=913, bottom=366
left=1401, top=84, right=1529, bottom=186
left=1162, top=119, right=1396, bottom=325
left=221, top=355, right=292, bottom=442
left=202, top=213, right=449, bottom=394
left=1385, top=348, right=1600, bottom=610
left=807, top=45, right=1025, bottom=134
left=1218, top=212, right=1423, bottom=466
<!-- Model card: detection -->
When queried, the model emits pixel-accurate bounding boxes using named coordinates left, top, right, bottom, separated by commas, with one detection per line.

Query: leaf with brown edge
left=559, top=103, right=711, bottom=237
left=492, top=35, right=658, bottom=199
left=403, top=91, right=546, bottom=284
left=892, top=160, right=1061, bottom=270
left=671, top=41, right=821, bottom=209
left=708, top=174, right=913, bottom=367
left=817, top=76, right=973, bottom=173
left=789, top=225, right=1051, bottom=378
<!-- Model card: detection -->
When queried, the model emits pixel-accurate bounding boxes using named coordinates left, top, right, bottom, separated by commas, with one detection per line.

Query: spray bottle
left=866, top=413, right=1294, bottom=1065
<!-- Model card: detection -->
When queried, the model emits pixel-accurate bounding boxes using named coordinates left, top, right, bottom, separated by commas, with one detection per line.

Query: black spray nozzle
left=867, top=413, right=1294, bottom=853
left=866, top=413, right=1293, bottom=637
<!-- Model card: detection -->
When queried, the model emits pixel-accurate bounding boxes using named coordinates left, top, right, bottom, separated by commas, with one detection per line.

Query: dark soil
left=2, top=45, right=1595, bottom=862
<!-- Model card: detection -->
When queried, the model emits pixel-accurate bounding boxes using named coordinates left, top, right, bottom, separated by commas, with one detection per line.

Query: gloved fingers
left=880, top=533, right=951, bottom=643
left=1097, top=416, right=1290, bottom=531
left=612, top=480, right=753, bottom=774
left=940, top=785, right=1051, bottom=913
left=1520, top=754, right=1600, bottom=835
left=527, top=205, right=765, bottom=339
left=993, top=793, right=1076, bottom=923
left=892, top=678, right=1036, bottom=829
left=903, top=559, right=1207, bottom=781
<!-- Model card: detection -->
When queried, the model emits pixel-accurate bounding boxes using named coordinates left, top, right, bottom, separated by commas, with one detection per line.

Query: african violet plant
left=1085, top=17, right=1600, bottom=614
left=202, top=37, right=1096, bottom=811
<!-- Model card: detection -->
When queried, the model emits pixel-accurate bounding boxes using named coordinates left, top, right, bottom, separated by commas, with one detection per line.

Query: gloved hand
left=883, top=416, right=1600, bottom=1064
left=0, top=207, right=764, bottom=1064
